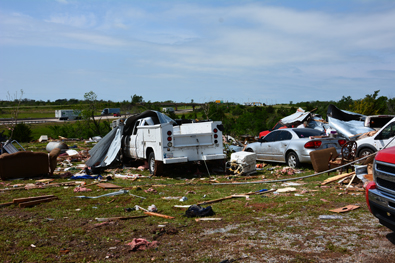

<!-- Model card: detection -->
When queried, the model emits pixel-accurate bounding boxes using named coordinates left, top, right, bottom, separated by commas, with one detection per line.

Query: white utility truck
left=88, top=110, right=226, bottom=175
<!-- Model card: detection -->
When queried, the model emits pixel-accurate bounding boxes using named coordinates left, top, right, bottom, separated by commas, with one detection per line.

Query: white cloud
left=45, top=13, right=97, bottom=28
left=55, top=0, right=69, bottom=4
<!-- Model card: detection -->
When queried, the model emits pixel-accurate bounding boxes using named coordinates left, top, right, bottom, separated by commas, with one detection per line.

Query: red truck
left=365, top=145, right=395, bottom=232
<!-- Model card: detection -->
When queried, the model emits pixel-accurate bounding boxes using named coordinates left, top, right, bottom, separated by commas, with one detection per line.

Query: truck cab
left=357, top=117, right=395, bottom=157
left=366, top=146, right=395, bottom=232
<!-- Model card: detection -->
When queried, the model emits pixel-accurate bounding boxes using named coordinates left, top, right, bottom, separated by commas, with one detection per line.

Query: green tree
left=80, top=91, right=105, bottom=136
left=6, top=89, right=24, bottom=140
left=131, top=94, right=143, bottom=105
left=353, top=90, right=387, bottom=115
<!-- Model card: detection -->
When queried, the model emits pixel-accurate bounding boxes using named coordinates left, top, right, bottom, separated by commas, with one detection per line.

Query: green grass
left=0, top=140, right=371, bottom=262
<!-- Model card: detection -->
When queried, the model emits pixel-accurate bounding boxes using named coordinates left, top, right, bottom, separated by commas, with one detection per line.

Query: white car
left=245, top=128, right=347, bottom=168
left=357, top=117, right=395, bottom=157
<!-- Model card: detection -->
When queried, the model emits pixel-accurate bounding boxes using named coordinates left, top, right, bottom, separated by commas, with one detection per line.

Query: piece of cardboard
left=329, top=205, right=360, bottom=213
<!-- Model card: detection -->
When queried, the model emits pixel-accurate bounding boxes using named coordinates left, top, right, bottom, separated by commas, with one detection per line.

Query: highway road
left=0, top=109, right=193, bottom=125
left=0, top=115, right=121, bottom=125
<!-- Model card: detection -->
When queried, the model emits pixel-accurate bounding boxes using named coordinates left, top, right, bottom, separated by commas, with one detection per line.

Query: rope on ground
left=212, top=152, right=376, bottom=186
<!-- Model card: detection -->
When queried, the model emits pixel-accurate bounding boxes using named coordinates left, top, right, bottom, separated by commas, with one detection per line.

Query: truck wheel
left=359, top=148, right=374, bottom=158
left=287, top=152, right=300, bottom=168
left=148, top=152, right=163, bottom=176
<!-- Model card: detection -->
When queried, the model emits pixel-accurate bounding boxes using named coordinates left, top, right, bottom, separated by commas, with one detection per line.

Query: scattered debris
left=95, top=215, right=148, bottom=222
left=321, top=172, right=355, bottom=185
left=185, top=205, right=215, bottom=218
left=127, top=238, right=158, bottom=251
left=318, top=215, right=343, bottom=220
left=195, top=218, right=222, bottom=222
left=144, top=211, right=175, bottom=219
left=97, top=183, right=122, bottom=189
left=276, top=187, right=297, bottom=193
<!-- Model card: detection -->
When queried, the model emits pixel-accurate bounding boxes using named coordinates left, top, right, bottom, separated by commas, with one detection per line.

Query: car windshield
left=293, top=129, right=323, bottom=138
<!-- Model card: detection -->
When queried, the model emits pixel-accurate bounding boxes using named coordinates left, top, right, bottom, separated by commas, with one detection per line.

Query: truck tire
left=287, top=151, right=300, bottom=168
left=148, top=152, right=163, bottom=176
left=359, top=147, right=374, bottom=158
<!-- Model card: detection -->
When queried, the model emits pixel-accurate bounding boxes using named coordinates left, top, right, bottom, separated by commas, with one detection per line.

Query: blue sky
left=1, top=0, right=395, bottom=104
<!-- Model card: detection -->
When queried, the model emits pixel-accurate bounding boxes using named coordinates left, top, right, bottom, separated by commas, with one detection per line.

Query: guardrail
left=0, top=120, right=58, bottom=125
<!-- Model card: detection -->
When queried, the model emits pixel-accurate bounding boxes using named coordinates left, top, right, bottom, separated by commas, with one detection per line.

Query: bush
left=8, top=123, right=33, bottom=142
left=49, top=120, right=111, bottom=139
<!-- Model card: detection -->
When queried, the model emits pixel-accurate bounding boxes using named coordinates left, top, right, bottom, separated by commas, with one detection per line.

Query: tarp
left=101, top=125, right=124, bottom=166
left=327, top=104, right=364, bottom=122
left=86, top=128, right=118, bottom=167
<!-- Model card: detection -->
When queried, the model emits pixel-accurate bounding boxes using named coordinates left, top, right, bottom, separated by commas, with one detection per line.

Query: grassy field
left=0, top=140, right=393, bottom=262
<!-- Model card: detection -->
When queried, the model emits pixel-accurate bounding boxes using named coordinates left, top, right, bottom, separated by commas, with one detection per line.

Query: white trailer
left=55, top=110, right=81, bottom=120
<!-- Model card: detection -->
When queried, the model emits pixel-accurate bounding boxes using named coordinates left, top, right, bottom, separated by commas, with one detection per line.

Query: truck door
left=127, top=120, right=141, bottom=158
left=374, top=121, right=395, bottom=150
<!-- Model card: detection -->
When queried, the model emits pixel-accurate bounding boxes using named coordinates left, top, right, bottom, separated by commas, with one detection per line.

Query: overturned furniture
left=328, top=141, right=357, bottom=175
left=309, top=147, right=338, bottom=173
left=226, top=151, right=257, bottom=175
left=0, top=148, right=61, bottom=180
left=1, top=140, right=25, bottom=154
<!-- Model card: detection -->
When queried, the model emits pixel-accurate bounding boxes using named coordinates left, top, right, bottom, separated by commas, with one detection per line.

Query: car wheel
left=287, top=152, right=300, bottom=168
left=148, top=152, right=163, bottom=176
left=359, top=148, right=374, bottom=158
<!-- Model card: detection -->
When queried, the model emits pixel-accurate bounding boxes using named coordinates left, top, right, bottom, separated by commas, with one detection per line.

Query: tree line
left=3, top=90, right=394, bottom=142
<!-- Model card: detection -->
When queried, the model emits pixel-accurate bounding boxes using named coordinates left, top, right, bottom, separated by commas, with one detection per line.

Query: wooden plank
left=97, top=183, right=122, bottom=189
left=322, top=172, right=355, bottom=185
left=346, top=173, right=357, bottom=188
left=19, top=197, right=58, bottom=208
left=13, top=195, right=56, bottom=204
left=195, top=218, right=222, bottom=222
left=0, top=202, right=14, bottom=208
left=197, top=196, right=233, bottom=205
left=143, top=211, right=175, bottom=219
left=95, top=215, right=149, bottom=222
left=245, top=189, right=277, bottom=195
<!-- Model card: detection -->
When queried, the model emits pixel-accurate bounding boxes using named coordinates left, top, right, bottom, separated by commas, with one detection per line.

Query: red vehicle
left=113, top=113, right=121, bottom=117
left=366, top=145, right=395, bottom=232
left=259, top=121, right=289, bottom=139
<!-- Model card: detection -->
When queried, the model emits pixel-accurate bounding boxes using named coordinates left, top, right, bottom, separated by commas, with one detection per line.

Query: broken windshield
left=156, top=111, right=177, bottom=125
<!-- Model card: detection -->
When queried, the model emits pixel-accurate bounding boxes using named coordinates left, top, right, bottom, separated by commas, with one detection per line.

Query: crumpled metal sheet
left=101, top=125, right=123, bottom=166
left=281, top=108, right=310, bottom=125
left=328, top=116, right=374, bottom=140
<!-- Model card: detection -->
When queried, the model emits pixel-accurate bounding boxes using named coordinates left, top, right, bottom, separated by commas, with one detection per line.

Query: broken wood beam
left=195, top=218, right=222, bottom=222
left=95, top=215, right=149, bottom=222
left=143, top=211, right=175, bottom=219
left=13, top=195, right=56, bottom=204
left=321, top=172, right=355, bottom=185
left=18, top=197, right=58, bottom=208
left=0, top=202, right=14, bottom=208
left=197, top=196, right=233, bottom=205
